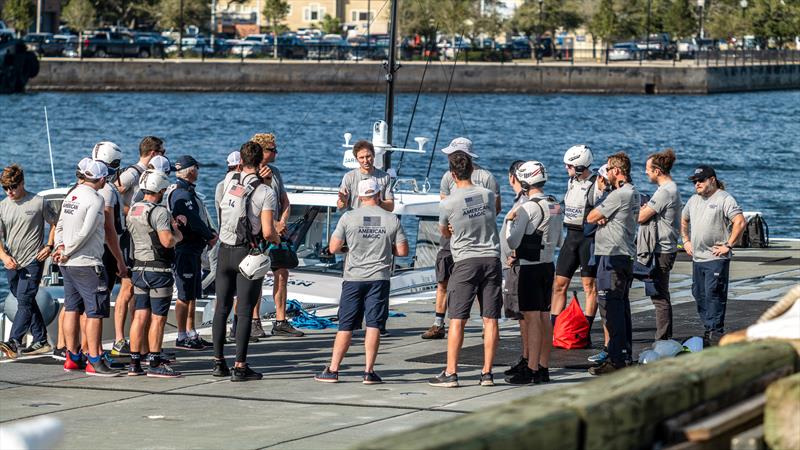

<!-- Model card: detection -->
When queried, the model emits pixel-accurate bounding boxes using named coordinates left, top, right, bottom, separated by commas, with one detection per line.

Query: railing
left=39, top=40, right=800, bottom=67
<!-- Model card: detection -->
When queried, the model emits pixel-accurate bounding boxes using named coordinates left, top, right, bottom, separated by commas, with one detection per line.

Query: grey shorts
left=447, top=257, right=503, bottom=320
left=62, top=265, right=111, bottom=319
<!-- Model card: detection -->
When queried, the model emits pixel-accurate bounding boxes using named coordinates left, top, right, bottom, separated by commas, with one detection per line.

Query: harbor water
left=1, top=91, right=799, bottom=294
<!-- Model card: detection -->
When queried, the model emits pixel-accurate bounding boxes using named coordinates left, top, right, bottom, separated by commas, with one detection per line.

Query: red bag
left=553, top=292, right=590, bottom=349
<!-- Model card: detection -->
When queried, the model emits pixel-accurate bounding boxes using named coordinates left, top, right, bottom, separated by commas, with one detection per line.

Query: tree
left=62, top=0, right=96, bottom=57
left=155, top=0, right=210, bottom=32
left=319, top=13, right=341, bottom=35
left=509, top=0, right=583, bottom=38
left=262, top=0, right=289, bottom=58
left=590, top=0, right=619, bottom=61
left=664, top=0, right=696, bottom=38
left=2, top=0, right=34, bottom=36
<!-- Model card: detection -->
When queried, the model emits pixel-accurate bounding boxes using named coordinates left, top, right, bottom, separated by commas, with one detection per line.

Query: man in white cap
left=421, top=137, right=501, bottom=341
left=315, top=179, right=408, bottom=384
left=53, top=159, right=120, bottom=377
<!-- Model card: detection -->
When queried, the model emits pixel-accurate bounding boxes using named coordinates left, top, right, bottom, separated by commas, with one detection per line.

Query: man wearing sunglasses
left=0, top=165, right=59, bottom=359
left=681, top=165, right=745, bottom=346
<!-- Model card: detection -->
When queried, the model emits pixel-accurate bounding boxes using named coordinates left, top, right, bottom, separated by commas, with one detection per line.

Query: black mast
left=383, top=0, right=399, bottom=170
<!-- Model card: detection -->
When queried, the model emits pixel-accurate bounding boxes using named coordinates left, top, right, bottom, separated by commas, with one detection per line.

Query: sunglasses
left=693, top=179, right=708, bottom=185
left=3, top=183, right=19, bottom=191
left=265, top=147, right=278, bottom=154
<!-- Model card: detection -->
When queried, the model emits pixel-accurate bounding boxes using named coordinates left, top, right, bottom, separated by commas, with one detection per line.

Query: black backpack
left=736, top=213, right=769, bottom=248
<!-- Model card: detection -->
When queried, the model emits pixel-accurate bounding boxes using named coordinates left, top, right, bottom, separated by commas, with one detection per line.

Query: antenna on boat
left=382, top=0, right=400, bottom=170
left=44, top=106, right=57, bottom=188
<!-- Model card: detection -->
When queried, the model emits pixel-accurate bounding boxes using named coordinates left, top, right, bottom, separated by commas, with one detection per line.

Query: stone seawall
left=28, top=59, right=800, bottom=94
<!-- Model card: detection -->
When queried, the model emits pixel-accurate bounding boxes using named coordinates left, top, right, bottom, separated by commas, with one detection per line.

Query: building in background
left=0, top=0, right=61, bottom=34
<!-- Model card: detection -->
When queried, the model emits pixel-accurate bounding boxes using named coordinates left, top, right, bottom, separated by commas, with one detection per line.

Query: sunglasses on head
left=3, top=183, right=19, bottom=191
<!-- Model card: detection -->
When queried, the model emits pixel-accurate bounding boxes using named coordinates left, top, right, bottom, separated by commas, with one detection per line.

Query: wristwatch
left=723, top=242, right=733, bottom=249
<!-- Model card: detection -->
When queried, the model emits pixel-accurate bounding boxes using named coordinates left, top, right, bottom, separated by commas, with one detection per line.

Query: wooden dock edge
left=764, top=372, right=800, bottom=450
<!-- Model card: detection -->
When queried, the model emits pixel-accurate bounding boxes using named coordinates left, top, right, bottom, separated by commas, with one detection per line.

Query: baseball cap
left=148, top=155, right=174, bottom=174
left=598, top=163, right=609, bottom=180
left=440, top=137, right=478, bottom=159
left=357, top=178, right=379, bottom=197
left=77, top=157, right=93, bottom=173
left=226, top=151, right=241, bottom=167
left=174, top=155, right=199, bottom=171
left=81, top=159, right=109, bottom=181
left=688, top=165, right=716, bottom=182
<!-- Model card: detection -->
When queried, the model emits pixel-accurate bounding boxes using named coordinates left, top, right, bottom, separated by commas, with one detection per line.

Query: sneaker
left=587, top=349, right=609, bottom=363
left=52, top=347, right=67, bottom=361
left=212, top=359, right=230, bottom=377
left=421, top=324, right=446, bottom=340
left=148, top=363, right=182, bottom=378
left=63, top=352, right=86, bottom=372
left=102, top=351, right=126, bottom=369
left=0, top=340, right=19, bottom=359
left=86, top=358, right=121, bottom=377
left=128, top=363, right=145, bottom=376
left=314, top=366, right=339, bottom=383
left=20, top=341, right=52, bottom=356
left=538, top=366, right=550, bottom=383
left=231, top=364, right=263, bottom=382
left=428, top=370, right=459, bottom=388
left=588, top=361, right=620, bottom=376
left=175, top=337, right=205, bottom=350
left=379, top=327, right=390, bottom=338
left=272, top=320, right=304, bottom=337
left=363, top=371, right=383, bottom=385
left=195, top=336, right=213, bottom=349
left=110, top=339, right=130, bottom=356
left=504, top=356, right=528, bottom=376
left=251, top=320, right=267, bottom=338
left=505, top=366, right=534, bottom=385
left=479, top=372, right=495, bottom=387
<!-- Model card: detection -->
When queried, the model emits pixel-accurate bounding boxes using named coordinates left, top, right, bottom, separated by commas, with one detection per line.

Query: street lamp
left=538, top=0, right=544, bottom=40
left=740, top=0, right=748, bottom=17
left=696, top=0, right=705, bottom=40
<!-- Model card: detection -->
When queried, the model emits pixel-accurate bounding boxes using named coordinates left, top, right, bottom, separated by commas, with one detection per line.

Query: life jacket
left=127, top=200, right=175, bottom=267
left=219, top=172, right=263, bottom=246
left=515, top=195, right=559, bottom=262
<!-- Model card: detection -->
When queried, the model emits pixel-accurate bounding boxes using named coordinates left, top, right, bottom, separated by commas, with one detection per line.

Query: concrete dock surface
left=1, top=240, right=798, bottom=449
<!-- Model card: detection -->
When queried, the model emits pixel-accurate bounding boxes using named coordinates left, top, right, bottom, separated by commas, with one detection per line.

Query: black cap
left=688, top=165, right=716, bottom=182
left=174, top=155, right=199, bottom=171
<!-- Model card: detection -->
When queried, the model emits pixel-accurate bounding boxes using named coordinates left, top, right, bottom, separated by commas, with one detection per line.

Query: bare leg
left=141, top=314, right=150, bottom=351
left=519, top=318, right=528, bottom=357
left=539, top=312, right=553, bottom=368
left=80, top=314, right=87, bottom=352
left=551, top=275, right=571, bottom=315
left=328, top=331, right=353, bottom=372
left=114, top=280, right=133, bottom=342
left=434, top=281, right=448, bottom=315
left=175, top=299, right=189, bottom=335
left=129, top=309, right=148, bottom=353
left=364, top=327, right=380, bottom=373
left=84, top=317, right=103, bottom=358
left=63, top=311, right=80, bottom=354
left=446, top=319, right=466, bottom=374
left=187, top=300, right=196, bottom=333
left=482, top=318, right=499, bottom=374
left=582, top=277, right=598, bottom=317
left=273, top=268, right=288, bottom=321
left=57, top=309, right=66, bottom=349
left=149, top=315, right=168, bottom=353
left=524, top=312, right=543, bottom=371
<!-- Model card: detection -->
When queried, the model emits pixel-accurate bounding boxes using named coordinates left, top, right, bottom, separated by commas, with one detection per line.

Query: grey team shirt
left=55, top=184, right=106, bottom=266
left=500, top=194, right=528, bottom=269
left=440, top=166, right=500, bottom=252
left=127, top=201, right=172, bottom=262
left=682, top=189, right=743, bottom=262
left=0, top=192, right=58, bottom=267
left=117, top=162, right=146, bottom=210
left=647, top=180, right=682, bottom=253
left=339, top=168, right=393, bottom=210
left=594, top=183, right=641, bottom=257
left=439, top=185, right=500, bottom=262
left=332, top=205, right=407, bottom=281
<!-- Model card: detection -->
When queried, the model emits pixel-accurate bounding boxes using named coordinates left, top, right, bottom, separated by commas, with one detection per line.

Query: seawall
left=28, top=59, right=800, bottom=94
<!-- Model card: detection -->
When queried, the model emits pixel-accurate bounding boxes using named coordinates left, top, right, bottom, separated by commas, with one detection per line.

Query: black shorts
left=447, top=257, right=503, bottom=320
left=518, top=263, right=555, bottom=312
left=174, top=249, right=202, bottom=302
left=555, top=228, right=597, bottom=279
left=102, top=245, right=119, bottom=289
left=337, top=280, right=390, bottom=331
left=435, top=248, right=454, bottom=284
left=62, top=265, right=110, bottom=318
left=132, top=270, right=174, bottom=316
left=119, top=230, right=133, bottom=269
left=502, top=266, right=523, bottom=320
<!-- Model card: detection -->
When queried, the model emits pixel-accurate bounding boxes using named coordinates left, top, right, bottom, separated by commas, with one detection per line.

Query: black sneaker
left=479, top=372, right=495, bottom=387
left=0, top=340, right=19, bottom=359
left=363, top=371, right=383, bottom=385
left=52, top=347, right=67, bottom=361
left=505, top=366, right=534, bottom=385
left=20, top=340, right=52, bottom=356
left=175, top=337, right=205, bottom=350
left=128, top=363, right=145, bottom=376
left=251, top=320, right=267, bottom=338
left=231, top=364, right=263, bottom=382
left=504, top=356, right=528, bottom=376
left=148, top=363, right=182, bottom=378
left=86, top=358, right=121, bottom=377
left=111, top=339, right=130, bottom=356
left=379, top=327, right=390, bottom=338
left=538, top=366, right=550, bottom=383
left=212, top=359, right=230, bottom=377
left=428, top=370, right=459, bottom=388
left=195, top=336, right=213, bottom=349
left=588, top=361, right=621, bottom=376
left=272, top=320, right=304, bottom=337
left=314, top=366, right=339, bottom=383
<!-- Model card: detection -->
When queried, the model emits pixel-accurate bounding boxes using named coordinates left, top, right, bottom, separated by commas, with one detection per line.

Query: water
left=1, top=91, right=799, bottom=294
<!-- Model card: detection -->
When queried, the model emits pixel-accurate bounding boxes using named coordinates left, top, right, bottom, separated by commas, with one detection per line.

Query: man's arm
left=638, top=205, right=657, bottom=224
left=681, top=216, right=693, bottom=257
left=260, top=209, right=279, bottom=245
left=173, top=194, right=216, bottom=242
left=711, top=213, right=746, bottom=257
left=0, top=239, right=18, bottom=270
left=393, top=240, right=409, bottom=257
left=379, top=198, right=394, bottom=212
left=329, top=237, right=345, bottom=254
left=586, top=208, right=606, bottom=224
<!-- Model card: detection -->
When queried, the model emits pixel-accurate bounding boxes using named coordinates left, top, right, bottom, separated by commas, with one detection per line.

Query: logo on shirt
left=709, top=204, right=718, bottom=209
left=358, top=216, right=386, bottom=239
left=462, top=195, right=488, bottom=219
left=71, top=196, right=77, bottom=201
left=185, top=200, right=193, bottom=210
left=228, top=185, right=245, bottom=198
left=362, top=216, right=382, bottom=227
left=130, top=205, right=145, bottom=217
left=549, top=203, right=562, bottom=215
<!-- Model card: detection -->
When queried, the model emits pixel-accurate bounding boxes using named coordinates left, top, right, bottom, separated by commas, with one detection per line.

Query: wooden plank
left=683, top=394, right=765, bottom=442
left=731, top=425, right=765, bottom=450
left=764, top=373, right=800, bottom=450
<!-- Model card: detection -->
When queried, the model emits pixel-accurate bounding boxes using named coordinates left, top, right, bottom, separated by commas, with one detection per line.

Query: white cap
left=148, top=155, right=173, bottom=174
left=226, top=151, right=241, bottom=167
left=357, top=178, right=379, bottom=197
left=80, top=159, right=109, bottom=180
left=77, top=157, right=93, bottom=173
left=598, top=163, right=609, bottom=179
left=440, top=137, right=478, bottom=158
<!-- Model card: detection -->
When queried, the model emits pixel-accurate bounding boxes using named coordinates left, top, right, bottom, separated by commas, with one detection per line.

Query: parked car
left=82, top=31, right=156, bottom=57
left=165, top=36, right=212, bottom=56
left=39, top=34, right=78, bottom=57
left=636, top=33, right=676, bottom=59
left=23, top=33, right=53, bottom=54
left=507, top=38, right=532, bottom=59
left=306, top=34, right=347, bottom=60
left=609, top=42, right=640, bottom=61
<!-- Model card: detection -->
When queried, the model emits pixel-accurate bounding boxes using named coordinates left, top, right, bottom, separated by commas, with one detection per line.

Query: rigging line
left=436, top=60, right=469, bottom=136
left=368, top=57, right=385, bottom=120
left=425, top=29, right=465, bottom=180
left=395, top=25, right=439, bottom=177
